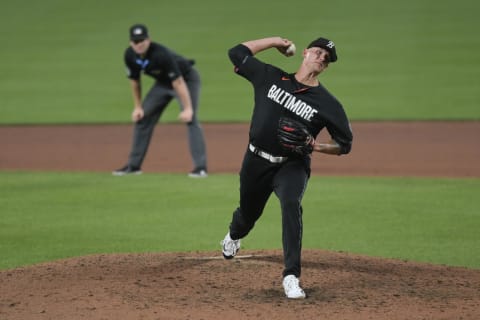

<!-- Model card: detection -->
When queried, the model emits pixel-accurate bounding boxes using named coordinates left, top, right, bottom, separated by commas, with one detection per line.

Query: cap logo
left=326, top=40, right=335, bottom=49
left=133, top=28, right=143, bottom=35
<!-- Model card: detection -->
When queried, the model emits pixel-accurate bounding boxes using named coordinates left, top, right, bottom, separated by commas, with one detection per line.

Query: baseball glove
left=277, top=117, right=314, bottom=155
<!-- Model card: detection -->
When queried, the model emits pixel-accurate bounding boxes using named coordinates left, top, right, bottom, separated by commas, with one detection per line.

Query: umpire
left=113, top=24, right=208, bottom=177
left=220, top=36, right=353, bottom=299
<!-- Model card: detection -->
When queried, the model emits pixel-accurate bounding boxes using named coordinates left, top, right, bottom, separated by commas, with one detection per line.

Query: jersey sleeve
left=160, top=49, right=182, bottom=82
left=326, top=105, right=353, bottom=154
left=124, top=49, right=141, bottom=80
left=228, top=44, right=270, bottom=85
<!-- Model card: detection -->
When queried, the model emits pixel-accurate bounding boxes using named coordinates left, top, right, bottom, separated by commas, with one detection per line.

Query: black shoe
left=112, top=165, right=142, bottom=176
left=188, top=168, right=208, bottom=178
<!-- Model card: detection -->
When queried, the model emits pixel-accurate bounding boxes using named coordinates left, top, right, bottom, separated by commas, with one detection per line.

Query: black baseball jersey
left=229, top=44, right=352, bottom=157
left=124, top=42, right=194, bottom=84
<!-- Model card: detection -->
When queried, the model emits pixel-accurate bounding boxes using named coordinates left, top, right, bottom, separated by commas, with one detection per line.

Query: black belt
left=249, top=143, right=288, bottom=164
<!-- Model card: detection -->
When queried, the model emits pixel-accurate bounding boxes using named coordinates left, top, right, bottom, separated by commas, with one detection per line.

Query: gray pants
left=127, top=68, right=207, bottom=171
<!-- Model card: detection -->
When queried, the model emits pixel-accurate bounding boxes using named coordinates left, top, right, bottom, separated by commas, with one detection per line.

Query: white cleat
left=221, top=232, right=240, bottom=259
left=188, top=169, right=208, bottom=178
left=282, top=275, right=306, bottom=299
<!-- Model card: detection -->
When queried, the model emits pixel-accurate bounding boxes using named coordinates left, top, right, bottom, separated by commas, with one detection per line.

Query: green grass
left=1, top=172, right=479, bottom=270
left=1, top=0, right=479, bottom=124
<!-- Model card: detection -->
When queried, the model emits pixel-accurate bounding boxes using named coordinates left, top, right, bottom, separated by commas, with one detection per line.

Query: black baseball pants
left=229, top=149, right=311, bottom=277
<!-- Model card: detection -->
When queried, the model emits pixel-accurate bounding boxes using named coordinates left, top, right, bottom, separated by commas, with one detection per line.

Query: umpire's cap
left=129, top=24, right=149, bottom=41
left=307, top=37, right=337, bottom=62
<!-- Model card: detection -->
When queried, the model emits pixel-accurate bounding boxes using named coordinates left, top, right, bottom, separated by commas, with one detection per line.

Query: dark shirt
left=124, top=42, right=194, bottom=85
left=228, top=44, right=353, bottom=156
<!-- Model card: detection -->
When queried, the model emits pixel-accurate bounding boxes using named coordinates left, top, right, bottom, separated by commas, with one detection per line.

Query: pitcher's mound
left=1, top=250, right=479, bottom=320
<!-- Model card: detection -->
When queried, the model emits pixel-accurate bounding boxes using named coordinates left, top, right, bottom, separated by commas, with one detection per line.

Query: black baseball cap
left=129, top=24, right=149, bottom=41
left=307, top=37, right=338, bottom=62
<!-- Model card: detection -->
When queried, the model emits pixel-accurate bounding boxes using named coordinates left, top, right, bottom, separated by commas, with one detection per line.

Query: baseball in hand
left=285, top=43, right=296, bottom=56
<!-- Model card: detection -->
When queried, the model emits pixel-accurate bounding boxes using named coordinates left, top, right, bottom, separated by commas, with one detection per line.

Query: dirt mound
left=1, top=250, right=479, bottom=319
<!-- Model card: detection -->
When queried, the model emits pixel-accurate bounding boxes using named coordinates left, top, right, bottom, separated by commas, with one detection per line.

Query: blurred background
left=1, top=0, right=479, bottom=124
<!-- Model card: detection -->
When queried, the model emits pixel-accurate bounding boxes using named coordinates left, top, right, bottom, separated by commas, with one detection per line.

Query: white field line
left=181, top=254, right=263, bottom=260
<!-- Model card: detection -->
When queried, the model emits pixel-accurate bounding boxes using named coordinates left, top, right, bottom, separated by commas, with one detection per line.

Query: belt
left=249, top=143, right=288, bottom=164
